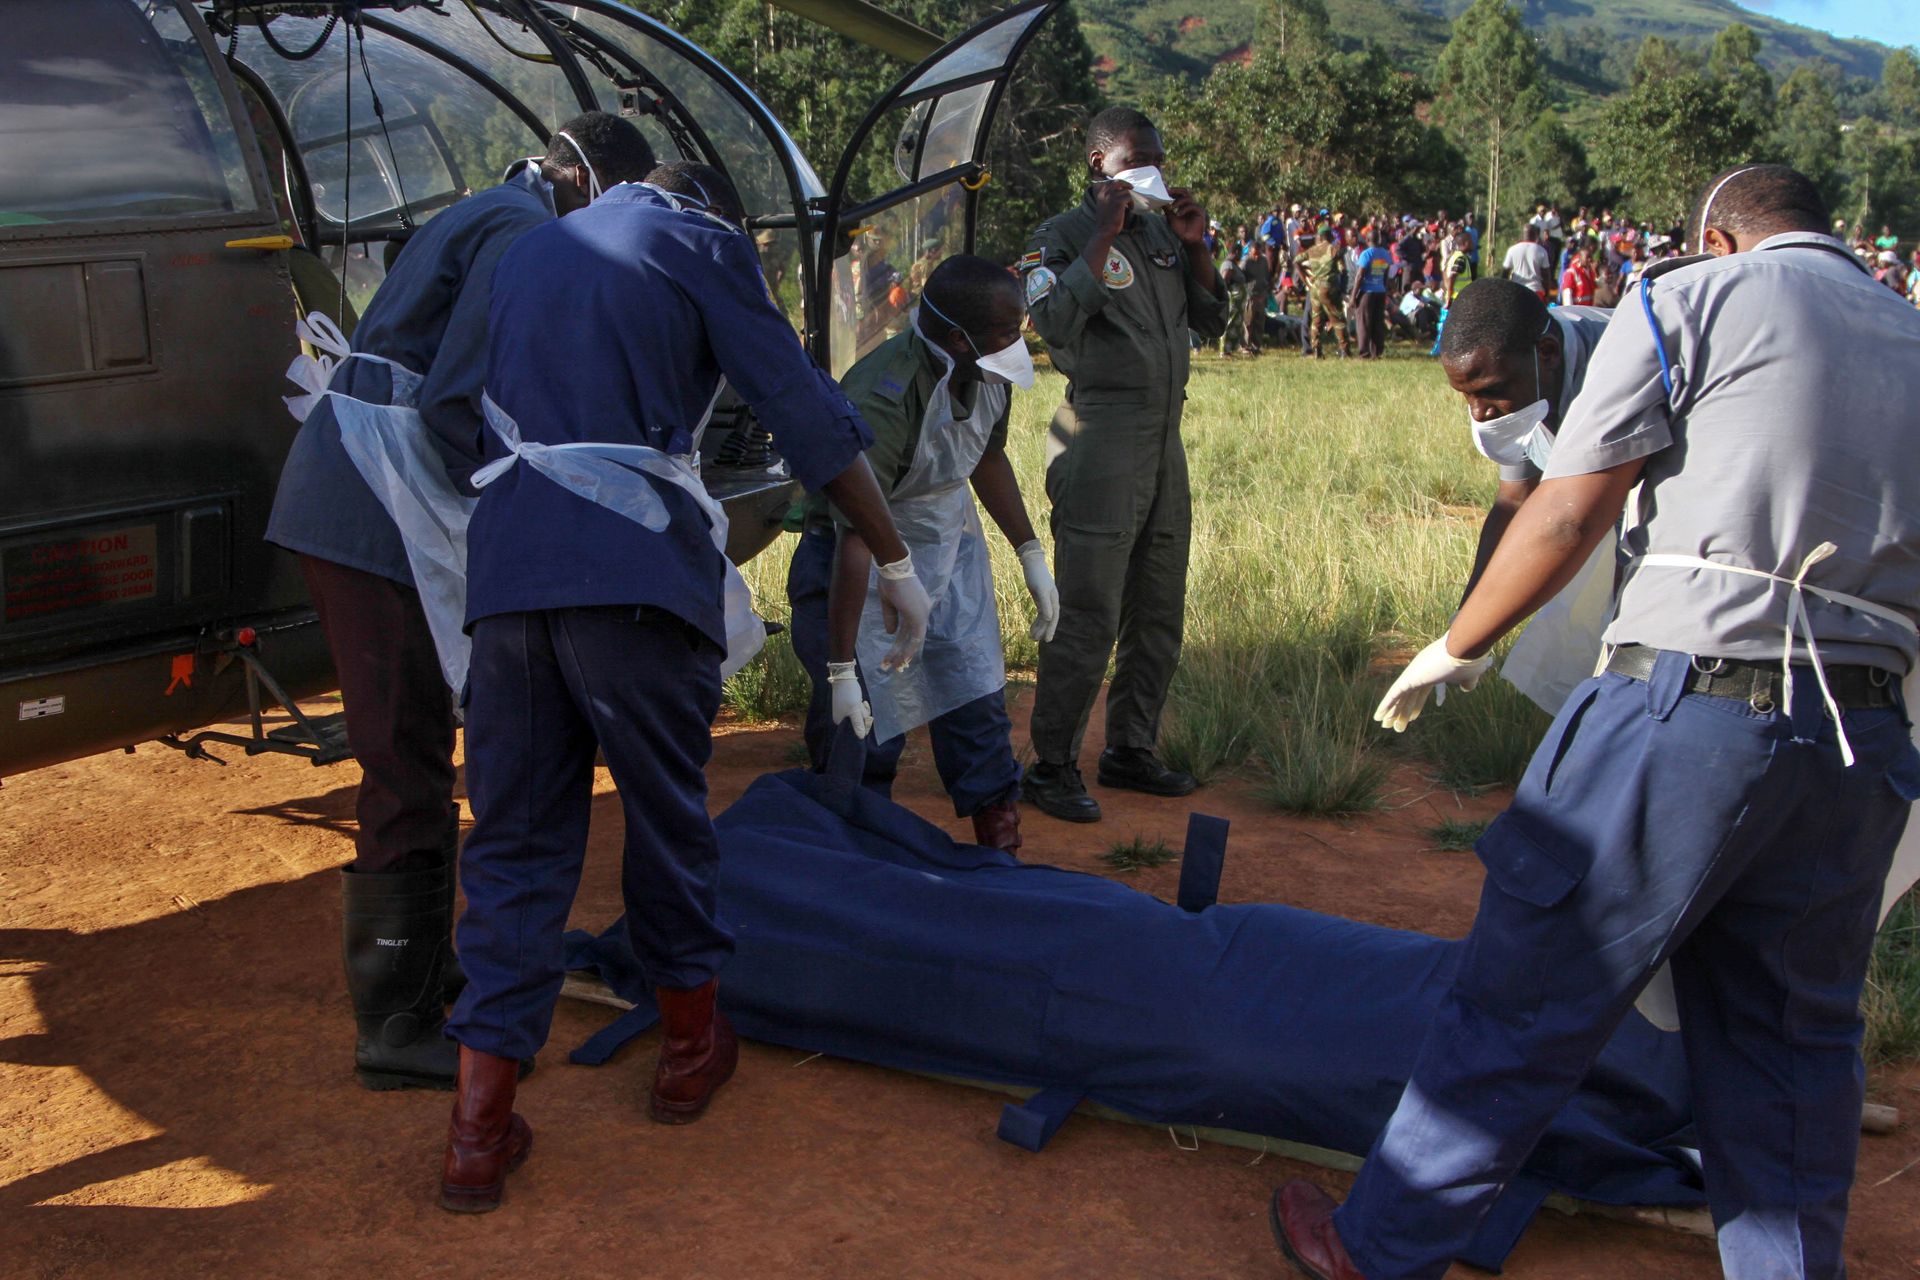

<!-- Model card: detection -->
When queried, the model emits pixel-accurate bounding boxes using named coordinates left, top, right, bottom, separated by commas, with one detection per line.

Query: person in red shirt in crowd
left=1559, top=242, right=1596, bottom=307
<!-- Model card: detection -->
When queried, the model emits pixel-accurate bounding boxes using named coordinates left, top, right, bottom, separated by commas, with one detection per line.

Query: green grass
left=1102, top=835, right=1178, bottom=873
left=1866, top=887, right=1920, bottom=1066
left=1428, top=817, right=1491, bottom=852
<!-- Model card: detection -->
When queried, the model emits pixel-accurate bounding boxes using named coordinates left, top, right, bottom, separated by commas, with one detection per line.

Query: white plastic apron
left=284, top=312, right=755, bottom=691
left=1499, top=536, right=1613, bottom=716
left=1625, top=546, right=1920, bottom=1032
left=855, top=325, right=1009, bottom=744
left=285, top=313, right=480, bottom=693
left=471, top=388, right=762, bottom=681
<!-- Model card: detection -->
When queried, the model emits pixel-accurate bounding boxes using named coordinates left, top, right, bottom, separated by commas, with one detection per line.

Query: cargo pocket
left=1453, top=813, right=1591, bottom=1024
left=1047, top=394, right=1145, bottom=534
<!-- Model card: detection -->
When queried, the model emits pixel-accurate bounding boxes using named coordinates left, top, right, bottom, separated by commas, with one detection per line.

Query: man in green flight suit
left=1016, top=106, right=1232, bottom=823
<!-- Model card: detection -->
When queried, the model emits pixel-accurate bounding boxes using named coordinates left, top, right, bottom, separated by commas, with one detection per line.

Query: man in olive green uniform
left=1016, top=106, right=1231, bottom=823
left=1303, top=226, right=1352, bottom=358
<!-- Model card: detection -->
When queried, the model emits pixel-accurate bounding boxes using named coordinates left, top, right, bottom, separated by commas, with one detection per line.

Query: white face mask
left=1108, top=164, right=1173, bottom=212
left=1467, top=344, right=1554, bottom=468
left=921, top=296, right=1036, bottom=390
left=555, top=129, right=602, bottom=204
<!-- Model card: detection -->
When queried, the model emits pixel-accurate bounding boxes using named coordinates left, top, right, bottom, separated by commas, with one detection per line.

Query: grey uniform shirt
left=1498, top=305, right=1612, bottom=483
left=1545, top=232, right=1920, bottom=673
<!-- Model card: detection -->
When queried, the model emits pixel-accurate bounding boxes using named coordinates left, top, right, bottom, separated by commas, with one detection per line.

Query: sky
left=1739, top=1, right=1912, bottom=43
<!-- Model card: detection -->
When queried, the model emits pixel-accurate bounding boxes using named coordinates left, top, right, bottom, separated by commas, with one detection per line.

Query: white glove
left=827, top=661, right=872, bottom=739
left=1016, top=540, right=1060, bottom=643
left=1373, top=633, right=1494, bottom=733
left=875, top=552, right=931, bottom=672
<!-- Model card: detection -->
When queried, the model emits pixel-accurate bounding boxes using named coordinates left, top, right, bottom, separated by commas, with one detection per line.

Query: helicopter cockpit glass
left=820, top=0, right=1059, bottom=376
left=0, top=0, right=257, bottom=227
left=542, top=4, right=827, bottom=333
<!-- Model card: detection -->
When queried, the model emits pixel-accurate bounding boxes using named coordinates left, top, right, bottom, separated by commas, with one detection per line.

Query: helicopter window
left=553, top=6, right=826, bottom=333
left=900, top=3, right=1048, bottom=98
left=0, top=0, right=255, bottom=226
left=234, top=13, right=553, bottom=234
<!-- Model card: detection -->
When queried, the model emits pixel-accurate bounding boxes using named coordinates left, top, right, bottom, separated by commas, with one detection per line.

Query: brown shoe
left=649, top=979, right=738, bottom=1124
left=971, top=799, right=1023, bottom=852
left=437, top=1045, right=532, bottom=1213
left=1269, top=1181, right=1367, bottom=1279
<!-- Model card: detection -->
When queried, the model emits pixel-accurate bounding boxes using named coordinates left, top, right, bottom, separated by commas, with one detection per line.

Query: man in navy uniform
left=266, top=112, right=654, bottom=1093
left=1273, top=166, right=1920, bottom=1279
left=435, top=168, right=930, bottom=1212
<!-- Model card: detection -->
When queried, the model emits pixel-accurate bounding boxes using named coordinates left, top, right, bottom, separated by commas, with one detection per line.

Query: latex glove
left=1016, top=540, right=1060, bottom=643
left=875, top=553, right=931, bottom=672
left=1373, top=633, right=1494, bottom=733
left=827, top=661, right=872, bottom=739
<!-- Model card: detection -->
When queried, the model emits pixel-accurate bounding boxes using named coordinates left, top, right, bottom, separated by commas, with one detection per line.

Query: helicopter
left=0, top=0, right=1062, bottom=780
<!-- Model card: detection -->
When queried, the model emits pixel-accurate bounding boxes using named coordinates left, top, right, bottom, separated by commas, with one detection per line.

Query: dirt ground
left=3, top=684, right=1918, bottom=1279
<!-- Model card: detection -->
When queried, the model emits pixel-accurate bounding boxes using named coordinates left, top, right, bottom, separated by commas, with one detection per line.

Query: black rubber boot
left=438, top=805, right=467, bottom=1008
left=342, top=865, right=461, bottom=1091
left=1020, top=761, right=1102, bottom=824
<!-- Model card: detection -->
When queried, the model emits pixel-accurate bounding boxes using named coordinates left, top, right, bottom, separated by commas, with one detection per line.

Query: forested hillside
left=1077, top=0, right=1894, bottom=103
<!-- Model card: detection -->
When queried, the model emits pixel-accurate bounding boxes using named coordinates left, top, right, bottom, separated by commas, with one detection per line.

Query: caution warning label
left=3, top=524, right=161, bottom=624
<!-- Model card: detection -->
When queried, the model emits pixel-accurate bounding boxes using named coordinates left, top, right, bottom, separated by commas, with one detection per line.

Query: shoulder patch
left=1025, top=266, right=1057, bottom=305
left=1641, top=253, right=1713, bottom=282
left=1017, top=250, right=1044, bottom=272
left=1103, top=248, right=1135, bottom=290
left=873, top=374, right=908, bottom=403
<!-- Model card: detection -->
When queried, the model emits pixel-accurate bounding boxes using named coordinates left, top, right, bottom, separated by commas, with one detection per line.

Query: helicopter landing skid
left=158, top=644, right=352, bottom=767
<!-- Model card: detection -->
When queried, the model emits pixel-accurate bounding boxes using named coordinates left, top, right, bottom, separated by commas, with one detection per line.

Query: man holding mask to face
left=1015, top=106, right=1231, bottom=824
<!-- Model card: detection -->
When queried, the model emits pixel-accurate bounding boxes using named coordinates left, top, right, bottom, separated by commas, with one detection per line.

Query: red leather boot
left=971, top=799, right=1023, bottom=852
left=437, top=1045, right=532, bottom=1213
left=649, top=979, right=738, bottom=1124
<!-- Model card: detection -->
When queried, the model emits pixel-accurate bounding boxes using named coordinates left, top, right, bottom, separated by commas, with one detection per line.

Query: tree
left=1631, top=35, right=1704, bottom=87
left=1710, top=23, right=1775, bottom=139
left=1152, top=45, right=1459, bottom=225
left=1255, top=0, right=1332, bottom=63
left=1774, top=64, right=1844, bottom=206
left=1436, top=0, right=1545, bottom=249
left=1503, top=112, right=1593, bottom=215
left=1884, top=47, right=1920, bottom=131
left=1590, top=71, right=1763, bottom=227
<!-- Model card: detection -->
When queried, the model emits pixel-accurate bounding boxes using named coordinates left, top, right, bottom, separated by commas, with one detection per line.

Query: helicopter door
left=815, top=0, right=1062, bottom=376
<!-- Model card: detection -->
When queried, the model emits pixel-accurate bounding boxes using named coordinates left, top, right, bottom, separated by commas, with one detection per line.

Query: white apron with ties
left=1623, top=546, right=1920, bottom=1032
left=855, top=327, right=1009, bottom=745
left=283, top=311, right=758, bottom=694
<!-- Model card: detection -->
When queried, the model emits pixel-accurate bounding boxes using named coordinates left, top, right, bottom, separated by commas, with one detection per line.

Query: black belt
left=1605, top=644, right=1899, bottom=711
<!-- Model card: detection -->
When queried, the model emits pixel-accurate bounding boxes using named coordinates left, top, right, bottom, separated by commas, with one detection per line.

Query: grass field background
left=724, top=348, right=1920, bottom=1063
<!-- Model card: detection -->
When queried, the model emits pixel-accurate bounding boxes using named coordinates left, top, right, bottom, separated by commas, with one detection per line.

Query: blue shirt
left=467, top=185, right=872, bottom=644
left=1355, top=247, right=1393, bottom=294
left=1259, top=214, right=1283, bottom=247
left=267, top=167, right=555, bottom=582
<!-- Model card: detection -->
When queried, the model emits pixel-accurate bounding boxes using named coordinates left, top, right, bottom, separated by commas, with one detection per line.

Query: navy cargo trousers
left=1337, top=650, right=1917, bottom=1280
left=447, top=606, right=731, bottom=1061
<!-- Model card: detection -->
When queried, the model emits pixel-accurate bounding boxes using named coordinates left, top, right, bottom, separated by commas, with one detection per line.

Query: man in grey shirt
left=1274, top=165, right=1920, bottom=1280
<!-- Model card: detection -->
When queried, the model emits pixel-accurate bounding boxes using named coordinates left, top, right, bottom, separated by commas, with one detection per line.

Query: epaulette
left=1641, top=253, right=1711, bottom=282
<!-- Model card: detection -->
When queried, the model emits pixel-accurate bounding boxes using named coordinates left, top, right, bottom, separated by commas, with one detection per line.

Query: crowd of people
left=1199, top=198, right=1920, bottom=359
